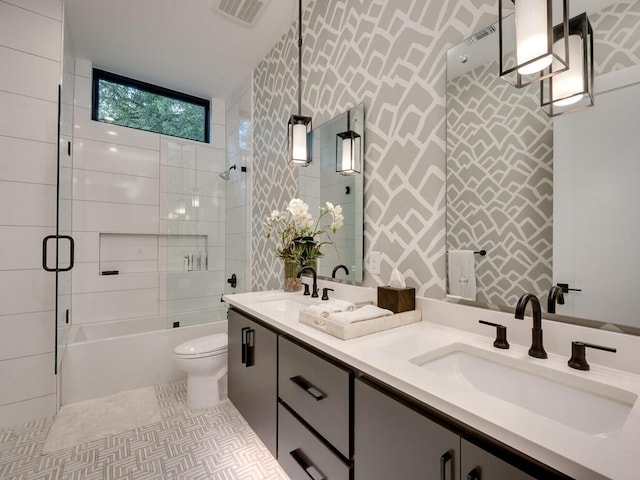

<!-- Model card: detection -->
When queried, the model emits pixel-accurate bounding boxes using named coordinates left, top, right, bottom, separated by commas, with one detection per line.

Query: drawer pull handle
left=440, top=451, right=452, bottom=480
left=466, top=467, right=480, bottom=480
left=241, top=327, right=249, bottom=364
left=290, top=375, right=327, bottom=400
left=241, top=327, right=255, bottom=367
left=290, top=448, right=325, bottom=480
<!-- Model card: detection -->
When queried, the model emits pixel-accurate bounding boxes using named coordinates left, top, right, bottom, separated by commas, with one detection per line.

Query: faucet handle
left=302, top=283, right=311, bottom=296
left=321, top=287, right=334, bottom=301
left=568, top=341, right=617, bottom=371
left=479, top=320, right=509, bottom=349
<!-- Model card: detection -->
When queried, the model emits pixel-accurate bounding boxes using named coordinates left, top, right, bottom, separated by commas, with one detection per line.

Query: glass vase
left=283, top=258, right=302, bottom=292
left=294, top=236, right=318, bottom=272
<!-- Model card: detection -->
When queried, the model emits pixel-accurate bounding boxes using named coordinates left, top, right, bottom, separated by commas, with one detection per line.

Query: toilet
left=173, top=333, right=228, bottom=409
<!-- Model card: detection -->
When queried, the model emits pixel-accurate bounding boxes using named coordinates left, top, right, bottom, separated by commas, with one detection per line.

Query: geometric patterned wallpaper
left=592, top=0, right=640, bottom=76
left=251, top=0, right=640, bottom=299
left=441, top=0, right=640, bottom=308
left=252, top=0, right=498, bottom=295
left=447, top=58, right=553, bottom=307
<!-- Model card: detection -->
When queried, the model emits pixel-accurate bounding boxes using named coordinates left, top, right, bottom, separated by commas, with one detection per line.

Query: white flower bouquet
left=265, top=198, right=344, bottom=264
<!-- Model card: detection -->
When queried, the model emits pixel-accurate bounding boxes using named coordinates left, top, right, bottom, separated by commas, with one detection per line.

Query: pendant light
left=287, top=0, right=312, bottom=167
left=499, top=0, right=570, bottom=88
left=540, top=13, right=594, bottom=116
left=336, top=110, right=362, bottom=175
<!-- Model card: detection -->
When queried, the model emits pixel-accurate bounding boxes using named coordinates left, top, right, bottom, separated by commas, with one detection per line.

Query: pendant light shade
left=287, top=0, right=312, bottom=167
left=336, top=110, right=361, bottom=175
left=499, top=0, right=569, bottom=88
left=288, top=115, right=312, bottom=166
left=336, top=131, right=361, bottom=175
left=541, top=13, right=594, bottom=116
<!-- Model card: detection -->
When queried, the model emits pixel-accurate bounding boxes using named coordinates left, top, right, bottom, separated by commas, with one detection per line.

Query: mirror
left=298, top=104, right=365, bottom=283
left=446, top=21, right=553, bottom=308
left=446, top=1, right=640, bottom=333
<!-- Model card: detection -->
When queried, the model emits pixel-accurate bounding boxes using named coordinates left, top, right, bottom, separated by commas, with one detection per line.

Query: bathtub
left=61, top=314, right=227, bottom=405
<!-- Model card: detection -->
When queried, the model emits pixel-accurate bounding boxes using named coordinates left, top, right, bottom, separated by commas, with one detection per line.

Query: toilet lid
left=174, top=333, right=228, bottom=356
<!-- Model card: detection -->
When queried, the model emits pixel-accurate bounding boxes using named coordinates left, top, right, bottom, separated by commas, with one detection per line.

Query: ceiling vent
left=215, top=0, right=269, bottom=26
left=465, top=24, right=497, bottom=46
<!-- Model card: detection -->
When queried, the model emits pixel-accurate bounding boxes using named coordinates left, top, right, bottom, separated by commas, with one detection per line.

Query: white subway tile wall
left=70, top=60, right=228, bottom=332
left=0, top=0, right=62, bottom=427
left=224, top=77, right=252, bottom=293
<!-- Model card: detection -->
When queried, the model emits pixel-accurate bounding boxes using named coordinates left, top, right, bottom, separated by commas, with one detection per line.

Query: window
left=92, top=69, right=210, bottom=143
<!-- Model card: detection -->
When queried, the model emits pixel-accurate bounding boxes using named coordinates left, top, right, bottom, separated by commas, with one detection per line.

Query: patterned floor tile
left=0, top=381, right=289, bottom=480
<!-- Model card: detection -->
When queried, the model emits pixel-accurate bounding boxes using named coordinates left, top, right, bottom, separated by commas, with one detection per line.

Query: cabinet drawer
left=227, top=309, right=277, bottom=456
left=278, top=337, right=351, bottom=457
left=461, top=439, right=536, bottom=480
left=278, top=403, right=350, bottom=480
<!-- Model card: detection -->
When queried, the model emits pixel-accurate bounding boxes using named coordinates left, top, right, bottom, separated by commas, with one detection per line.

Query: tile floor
left=0, top=381, right=290, bottom=479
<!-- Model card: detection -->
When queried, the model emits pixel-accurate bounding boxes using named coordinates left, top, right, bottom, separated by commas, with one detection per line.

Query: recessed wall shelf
left=99, top=233, right=209, bottom=275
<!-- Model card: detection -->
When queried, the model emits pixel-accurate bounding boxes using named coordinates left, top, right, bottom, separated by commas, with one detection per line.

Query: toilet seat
left=174, top=333, right=228, bottom=359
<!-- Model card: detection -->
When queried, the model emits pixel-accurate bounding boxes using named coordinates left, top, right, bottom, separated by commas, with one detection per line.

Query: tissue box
left=377, top=286, right=415, bottom=314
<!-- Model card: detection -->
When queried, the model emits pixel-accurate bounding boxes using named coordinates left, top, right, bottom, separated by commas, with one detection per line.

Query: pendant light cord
left=297, top=0, right=302, bottom=116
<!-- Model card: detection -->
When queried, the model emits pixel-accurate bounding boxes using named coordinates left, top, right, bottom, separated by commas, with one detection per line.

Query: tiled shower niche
left=99, top=233, right=210, bottom=274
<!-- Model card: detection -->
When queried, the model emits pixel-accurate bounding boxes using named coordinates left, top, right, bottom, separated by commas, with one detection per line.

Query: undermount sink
left=260, top=298, right=310, bottom=312
left=410, top=343, right=637, bottom=437
left=256, top=294, right=317, bottom=312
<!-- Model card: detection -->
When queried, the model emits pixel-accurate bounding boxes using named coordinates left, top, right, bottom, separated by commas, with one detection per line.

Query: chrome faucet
left=547, top=285, right=565, bottom=314
left=331, top=264, right=349, bottom=278
left=297, top=266, right=318, bottom=298
left=514, top=293, right=547, bottom=359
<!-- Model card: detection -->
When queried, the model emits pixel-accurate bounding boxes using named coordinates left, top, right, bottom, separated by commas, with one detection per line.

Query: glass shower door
left=159, top=138, right=227, bottom=329
left=56, top=77, right=74, bottom=375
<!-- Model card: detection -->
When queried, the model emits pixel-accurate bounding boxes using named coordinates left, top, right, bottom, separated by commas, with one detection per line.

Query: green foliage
left=97, top=80, right=206, bottom=142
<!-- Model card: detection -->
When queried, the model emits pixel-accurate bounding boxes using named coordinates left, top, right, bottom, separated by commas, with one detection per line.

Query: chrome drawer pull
left=290, top=448, right=326, bottom=480
left=290, top=375, right=327, bottom=401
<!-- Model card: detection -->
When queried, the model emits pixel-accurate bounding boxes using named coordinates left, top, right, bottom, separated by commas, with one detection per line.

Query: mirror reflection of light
left=109, top=147, right=118, bottom=153
left=515, top=0, right=553, bottom=74
left=552, top=34, right=585, bottom=106
left=107, top=131, right=117, bottom=136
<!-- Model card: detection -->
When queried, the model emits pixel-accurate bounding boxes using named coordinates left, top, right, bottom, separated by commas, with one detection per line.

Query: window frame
left=91, top=68, right=211, bottom=143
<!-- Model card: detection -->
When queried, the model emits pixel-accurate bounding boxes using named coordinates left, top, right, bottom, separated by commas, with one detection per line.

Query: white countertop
left=224, top=289, right=640, bottom=480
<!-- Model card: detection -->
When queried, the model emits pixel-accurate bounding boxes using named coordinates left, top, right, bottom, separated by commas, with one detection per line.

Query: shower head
left=219, top=164, right=237, bottom=181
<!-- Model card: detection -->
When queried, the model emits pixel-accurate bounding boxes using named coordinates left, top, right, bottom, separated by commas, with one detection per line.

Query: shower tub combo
left=61, top=314, right=226, bottom=404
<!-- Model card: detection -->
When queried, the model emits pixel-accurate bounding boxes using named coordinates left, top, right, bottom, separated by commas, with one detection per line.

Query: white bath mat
left=43, top=386, right=161, bottom=453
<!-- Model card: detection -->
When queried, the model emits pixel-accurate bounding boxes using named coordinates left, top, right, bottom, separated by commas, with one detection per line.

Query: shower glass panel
left=159, top=139, right=227, bottom=328
left=55, top=69, right=75, bottom=375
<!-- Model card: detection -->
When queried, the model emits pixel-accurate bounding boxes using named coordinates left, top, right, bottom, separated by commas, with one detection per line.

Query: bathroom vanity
left=225, top=289, right=640, bottom=480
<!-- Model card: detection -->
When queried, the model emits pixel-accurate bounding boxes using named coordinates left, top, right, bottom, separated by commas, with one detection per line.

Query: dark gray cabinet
left=355, top=378, right=545, bottom=480
left=461, top=439, right=536, bottom=480
left=227, top=308, right=278, bottom=456
left=278, top=403, right=350, bottom=480
left=355, top=378, right=460, bottom=480
left=278, top=336, right=351, bottom=458
left=277, top=336, right=352, bottom=479
left=228, top=306, right=568, bottom=480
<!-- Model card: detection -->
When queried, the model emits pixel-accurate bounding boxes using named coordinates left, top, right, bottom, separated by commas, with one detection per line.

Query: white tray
left=299, top=309, right=421, bottom=340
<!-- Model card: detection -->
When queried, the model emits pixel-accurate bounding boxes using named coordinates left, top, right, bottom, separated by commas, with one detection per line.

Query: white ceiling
left=63, top=0, right=309, bottom=100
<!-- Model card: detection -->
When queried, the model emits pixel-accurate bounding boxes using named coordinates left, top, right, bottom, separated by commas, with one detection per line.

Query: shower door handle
left=42, top=235, right=75, bottom=272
